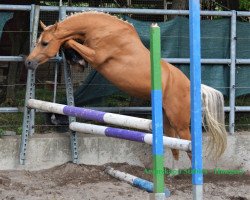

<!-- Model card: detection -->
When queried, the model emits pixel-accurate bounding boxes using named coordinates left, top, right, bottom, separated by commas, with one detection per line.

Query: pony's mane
left=64, top=11, right=133, bottom=27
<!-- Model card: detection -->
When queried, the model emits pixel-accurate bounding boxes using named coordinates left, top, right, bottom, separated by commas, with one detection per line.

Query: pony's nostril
left=25, top=59, right=38, bottom=69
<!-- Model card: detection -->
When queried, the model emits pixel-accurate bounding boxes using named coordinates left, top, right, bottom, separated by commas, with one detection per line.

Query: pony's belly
left=97, top=60, right=152, bottom=99
left=104, top=74, right=151, bottom=99
left=120, top=85, right=151, bottom=99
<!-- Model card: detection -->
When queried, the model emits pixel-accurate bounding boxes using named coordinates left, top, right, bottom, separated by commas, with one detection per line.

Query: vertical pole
left=29, top=5, right=35, bottom=50
left=29, top=5, right=40, bottom=136
left=52, top=62, right=58, bottom=105
left=59, top=6, right=79, bottom=164
left=229, top=10, right=236, bottom=134
left=163, top=0, right=170, bottom=22
left=20, top=4, right=40, bottom=164
left=189, top=0, right=203, bottom=200
left=150, top=24, right=165, bottom=200
left=51, top=2, right=63, bottom=121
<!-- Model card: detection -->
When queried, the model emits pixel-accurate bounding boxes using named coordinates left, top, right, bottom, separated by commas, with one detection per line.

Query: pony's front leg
left=64, top=39, right=95, bottom=63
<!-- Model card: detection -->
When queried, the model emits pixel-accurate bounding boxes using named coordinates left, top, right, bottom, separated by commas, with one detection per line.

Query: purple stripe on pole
left=105, top=127, right=146, bottom=142
left=63, top=106, right=105, bottom=122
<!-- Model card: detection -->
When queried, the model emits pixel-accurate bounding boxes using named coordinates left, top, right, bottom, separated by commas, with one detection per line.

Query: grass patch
left=0, top=86, right=66, bottom=134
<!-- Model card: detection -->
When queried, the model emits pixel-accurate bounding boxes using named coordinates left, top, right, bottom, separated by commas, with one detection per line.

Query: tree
left=171, top=0, right=189, bottom=10
left=240, top=0, right=250, bottom=10
left=168, top=0, right=188, bottom=20
left=227, top=0, right=239, bottom=10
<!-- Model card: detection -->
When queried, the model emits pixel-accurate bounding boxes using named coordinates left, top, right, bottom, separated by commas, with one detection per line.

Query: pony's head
left=25, top=21, right=63, bottom=70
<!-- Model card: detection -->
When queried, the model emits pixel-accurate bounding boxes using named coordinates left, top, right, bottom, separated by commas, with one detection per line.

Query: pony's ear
left=51, top=21, right=59, bottom=32
left=40, top=20, right=47, bottom=30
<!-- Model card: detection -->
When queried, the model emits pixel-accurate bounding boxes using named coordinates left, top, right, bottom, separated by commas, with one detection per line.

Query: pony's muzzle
left=25, top=59, right=38, bottom=70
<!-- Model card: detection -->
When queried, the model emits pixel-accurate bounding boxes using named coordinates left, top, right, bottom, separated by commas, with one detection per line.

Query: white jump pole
left=105, top=166, right=171, bottom=197
left=27, top=99, right=152, bottom=131
left=69, top=122, right=191, bottom=151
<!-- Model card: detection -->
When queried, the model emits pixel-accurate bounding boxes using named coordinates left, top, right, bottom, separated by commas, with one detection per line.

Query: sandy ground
left=0, top=162, right=249, bottom=200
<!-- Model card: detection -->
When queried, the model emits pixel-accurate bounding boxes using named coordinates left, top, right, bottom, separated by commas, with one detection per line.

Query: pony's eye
left=41, top=41, right=49, bottom=46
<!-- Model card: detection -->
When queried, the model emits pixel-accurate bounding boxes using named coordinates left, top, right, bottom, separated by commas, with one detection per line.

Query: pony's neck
left=55, top=12, right=130, bottom=43
left=57, top=13, right=103, bottom=41
left=56, top=22, right=86, bottom=42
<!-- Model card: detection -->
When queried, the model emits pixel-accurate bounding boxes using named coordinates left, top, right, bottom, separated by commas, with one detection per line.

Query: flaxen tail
left=201, top=84, right=227, bottom=159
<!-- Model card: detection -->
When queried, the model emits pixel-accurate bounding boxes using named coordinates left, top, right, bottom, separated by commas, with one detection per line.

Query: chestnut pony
left=25, top=12, right=227, bottom=160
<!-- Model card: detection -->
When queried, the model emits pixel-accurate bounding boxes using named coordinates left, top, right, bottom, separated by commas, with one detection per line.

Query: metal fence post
left=19, top=4, right=40, bottom=164
left=59, top=6, right=79, bottom=164
left=229, top=10, right=237, bottom=134
left=29, top=5, right=40, bottom=136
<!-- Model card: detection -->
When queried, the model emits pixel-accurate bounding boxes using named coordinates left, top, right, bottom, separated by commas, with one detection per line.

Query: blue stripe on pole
left=189, top=0, right=203, bottom=185
left=133, top=177, right=153, bottom=192
left=105, top=127, right=146, bottom=142
left=133, top=178, right=171, bottom=197
left=151, top=89, right=164, bottom=155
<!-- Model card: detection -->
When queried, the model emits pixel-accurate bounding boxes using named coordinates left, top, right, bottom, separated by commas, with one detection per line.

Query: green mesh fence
left=0, top=12, right=13, bottom=38
left=72, top=16, right=250, bottom=106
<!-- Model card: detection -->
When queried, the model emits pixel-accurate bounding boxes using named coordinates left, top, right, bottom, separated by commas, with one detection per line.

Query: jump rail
left=69, top=122, right=191, bottom=151
left=27, top=99, right=191, bottom=151
left=27, top=99, right=152, bottom=131
left=105, top=166, right=171, bottom=197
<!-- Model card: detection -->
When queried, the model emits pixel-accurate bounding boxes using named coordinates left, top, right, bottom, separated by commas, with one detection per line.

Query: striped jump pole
left=27, top=99, right=152, bottom=131
left=150, top=24, right=165, bottom=200
left=105, top=167, right=171, bottom=197
left=69, top=122, right=191, bottom=151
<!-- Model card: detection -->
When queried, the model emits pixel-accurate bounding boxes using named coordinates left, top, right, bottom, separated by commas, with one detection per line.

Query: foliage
left=0, top=86, right=65, bottom=107
left=17, top=127, right=22, bottom=135
left=105, top=94, right=131, bottom=107
left=0, top=129, right=4, bottom=138
left=240, top=0, right=250, bottom=10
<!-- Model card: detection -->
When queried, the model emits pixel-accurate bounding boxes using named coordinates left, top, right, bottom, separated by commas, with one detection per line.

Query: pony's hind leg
left=163, top=102, right=192, bottom=160
left=163, top=112, right=190, bottom=176
left=177, top=128, right=192, bottom=160
left=163, top=112, right=179, bottom=160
